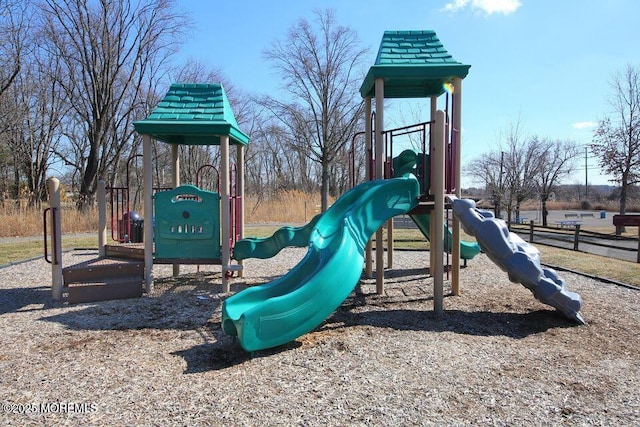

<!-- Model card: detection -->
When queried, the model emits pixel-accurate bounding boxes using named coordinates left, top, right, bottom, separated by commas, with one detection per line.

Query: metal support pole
left=387, top=218, right=393, bottom=268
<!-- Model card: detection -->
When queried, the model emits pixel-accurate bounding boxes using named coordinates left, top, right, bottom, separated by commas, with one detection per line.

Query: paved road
left=514, top=209, right=612, bottom=228
left=394, top=209, right=617, bottom=230
left=510, top=228, right=639, bottom=263
left=510, top=210, right=639, bottom=263
left=394, top=210, right=639, bottom=263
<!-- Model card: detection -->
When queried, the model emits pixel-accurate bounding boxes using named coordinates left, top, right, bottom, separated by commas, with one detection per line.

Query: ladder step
left=67, top=276, right=143, bottom=304
left=63, top=257, right=144, bottom=284
left=104, top=244, right=145, bottom=260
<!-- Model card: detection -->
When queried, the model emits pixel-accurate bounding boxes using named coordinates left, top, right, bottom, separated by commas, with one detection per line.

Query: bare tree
left=262, top=9, right=367, bottom=211
left=39, top=0, right=191, bottom=209
left=168, top=60, right=256, bottom=187
left=533, top=137, right=580, bottom=226
left=0, top=0, right=31, bottom=201
left=0, top=0, right=29, bottom=98
left=502, top=122, right=539, bottom=224
left=7, top=46, right=68, bottom=207
left=467, top=151, right=506, bottom=217
left=468, top=121, right=539, bottom=224
left=590, top=64, right=640, bottom=233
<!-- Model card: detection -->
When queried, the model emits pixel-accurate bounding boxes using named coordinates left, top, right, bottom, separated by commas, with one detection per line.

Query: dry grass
left=3, top=191, right=638, bottom=238
left=244, top=190, right=332, bottom=224
left=0, top=203, right=99, bottom=238
left=539, top=245, right=640, bottom=287
left=0, top=191, right=328, bottom=239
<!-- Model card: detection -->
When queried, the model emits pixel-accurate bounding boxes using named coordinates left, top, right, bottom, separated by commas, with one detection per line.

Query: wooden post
left=365, top=97, right=373, bottom=278
left=451, top=77, right=462, bottom=296
left=47, top=177, right=63, bottom=300
left=143, top=135, right=154, bottom=292
left=636, top=227, right=640, bottom=264
left=529, top=220, right=534, bottom=243
left=573, top=224, right=580, bottom=251
left=429, top=96, right=437, bottom=277
left=171, top=144, right=180, bottom=277
left=98, top=180, right=107, bottom=257
left=221, top=135, right=231, bottom=293
left=375, top=78, right=385, bottom=294
left=432, top=111, right=446, bottom=315
left=237, top=144, right=245, bottom=278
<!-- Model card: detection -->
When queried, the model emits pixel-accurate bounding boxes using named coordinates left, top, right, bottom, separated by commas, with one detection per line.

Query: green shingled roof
left=134, top=83, right=249, bottom=146
left=359, top=30, right=470, bottom=99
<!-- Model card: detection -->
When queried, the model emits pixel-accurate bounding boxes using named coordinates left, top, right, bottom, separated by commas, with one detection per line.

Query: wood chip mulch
left=0, top=247, right=638, bottom=426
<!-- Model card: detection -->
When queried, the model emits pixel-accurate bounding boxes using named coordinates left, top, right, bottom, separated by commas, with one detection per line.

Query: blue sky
left=177, top=0, right=639, bottom=187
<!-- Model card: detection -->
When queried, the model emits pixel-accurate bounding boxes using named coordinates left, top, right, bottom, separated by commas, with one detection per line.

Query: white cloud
left=573, top=121, right=597, bottom=130
left=443, top=0, right=522, bottom=15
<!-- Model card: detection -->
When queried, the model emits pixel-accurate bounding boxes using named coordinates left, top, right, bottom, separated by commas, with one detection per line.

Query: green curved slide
left=222, top=174, right=420, bottom=352
left=409, top=214, right=481, bottom=260
left=233, top=214, right=322, bottom=260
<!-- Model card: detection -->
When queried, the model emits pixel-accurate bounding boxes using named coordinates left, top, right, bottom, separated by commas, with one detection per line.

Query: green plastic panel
left=359, top=30, right=471, bottom=99
left=221, top=175, right=420, bottom=351
left=233, top=213, right=322, bottom=261
left=409, top=213, right=480, bottom=260
left=153, top=185, right=221, bottom=260
left=393, top=148, right=430, bottom=193
left=134, top=83, right=250, bottom=146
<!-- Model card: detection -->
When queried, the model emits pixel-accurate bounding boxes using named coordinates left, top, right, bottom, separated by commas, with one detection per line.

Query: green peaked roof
left=134, top=83, right=249, bottom=146
left=359, top=30, right=470, bottom=99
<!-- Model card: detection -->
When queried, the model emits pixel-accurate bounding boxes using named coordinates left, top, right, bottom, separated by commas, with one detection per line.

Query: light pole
left=584, top=146, right=588, bottom=200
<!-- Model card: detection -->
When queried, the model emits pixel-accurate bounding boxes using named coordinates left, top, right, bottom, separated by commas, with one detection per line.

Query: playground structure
left=221, top=30, right=584, bottom=351
left=45, top=83, right=249, bottom=303
left=44, top=30, right=584, bottom=349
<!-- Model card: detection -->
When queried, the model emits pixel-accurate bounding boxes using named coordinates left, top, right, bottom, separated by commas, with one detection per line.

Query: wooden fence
left=510, top=221, right=640, bottom=263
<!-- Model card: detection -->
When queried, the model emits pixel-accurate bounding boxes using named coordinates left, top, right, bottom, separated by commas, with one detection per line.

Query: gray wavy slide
left=450, top=197, right=585, bottom=324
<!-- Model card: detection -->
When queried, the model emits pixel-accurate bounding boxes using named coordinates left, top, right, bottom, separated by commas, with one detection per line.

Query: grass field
left=4, top=222, right=639, bottom=288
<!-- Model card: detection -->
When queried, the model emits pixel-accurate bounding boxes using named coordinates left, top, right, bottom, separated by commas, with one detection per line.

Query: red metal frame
left=372, top=120, right=433, bottom=194
left=105, top=154, right=241, bottom=256
left=229, top=162, right=241, bottom=248
left=195, top=164, right=220, bottom=192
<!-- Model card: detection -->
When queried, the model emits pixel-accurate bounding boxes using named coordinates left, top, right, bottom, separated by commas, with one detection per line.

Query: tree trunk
left=320, top=160, right=330, bottom=212
left=493, top=193, right=501, bottom=219
left=617, top=178, right=628, bottom=236
left=77, top=138, right=100, bottom=211
left=541, top=199, right=549, bottom=227
left=12, top=162, right=20, bottom=200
